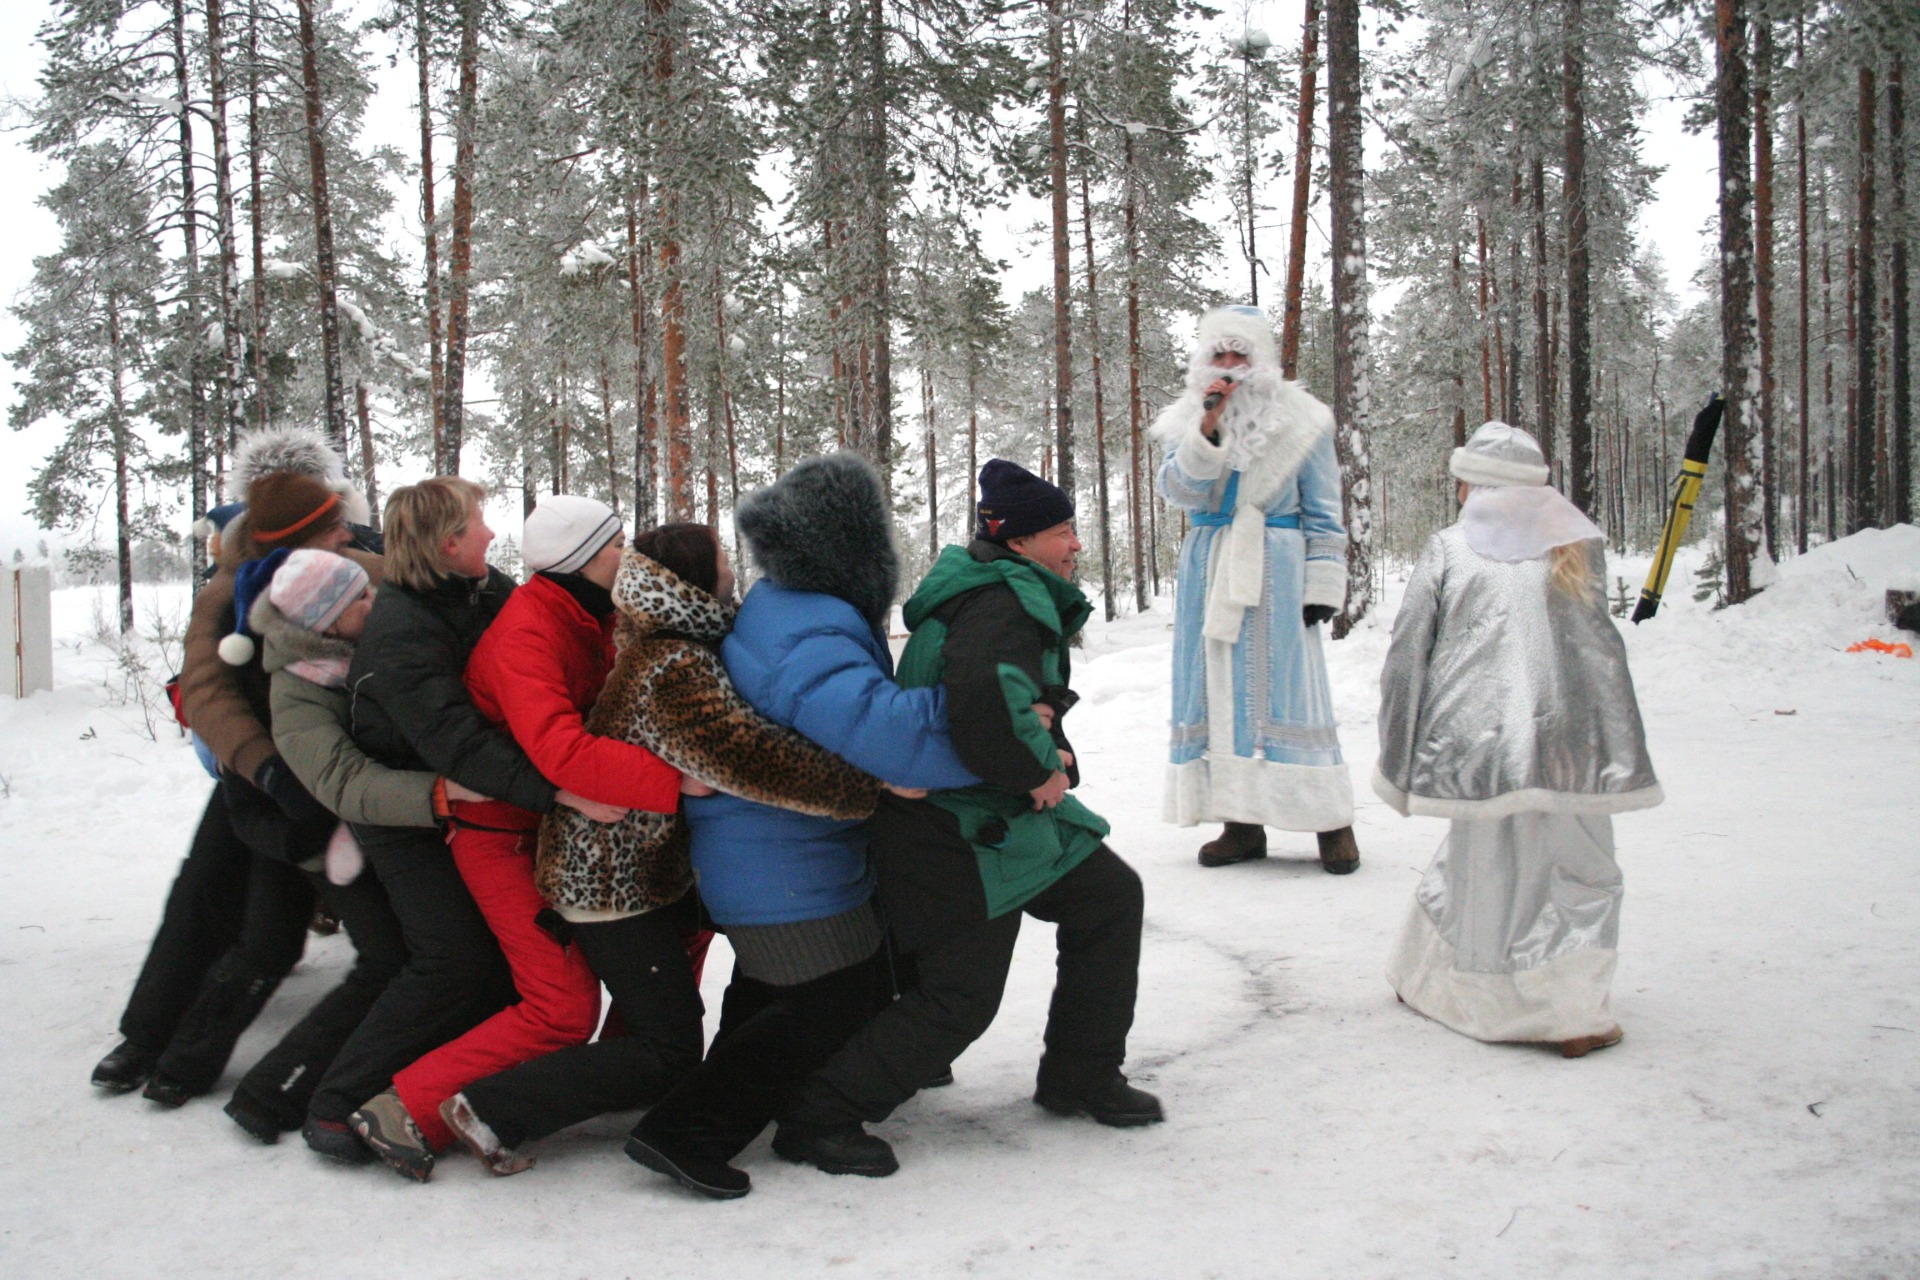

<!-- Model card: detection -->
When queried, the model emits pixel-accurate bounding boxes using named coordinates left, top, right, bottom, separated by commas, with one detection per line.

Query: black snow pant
left=630, top=944, right=895, bottom=1163
left=782, top=810, right=1144, bottom=1132
left=228, top=864, right=409, bottom=1130
left=458, top=892, right=707, bottom=1149
left=120, top=787, right=315, bottom=1090
left=306, top=824, right=513, bottom=1124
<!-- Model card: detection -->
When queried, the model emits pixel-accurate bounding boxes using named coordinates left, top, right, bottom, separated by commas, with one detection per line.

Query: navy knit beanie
left=976, top=459, right=1074, bottom=544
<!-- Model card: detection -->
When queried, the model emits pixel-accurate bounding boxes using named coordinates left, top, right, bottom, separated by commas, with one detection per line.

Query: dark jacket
left=893, top=539, right=1109, bottom=918
left=346, top=567, right=557, bottom=816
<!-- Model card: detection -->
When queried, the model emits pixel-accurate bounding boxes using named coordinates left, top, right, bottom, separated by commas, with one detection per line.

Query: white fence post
left=7, top=566, right=53, bottom=699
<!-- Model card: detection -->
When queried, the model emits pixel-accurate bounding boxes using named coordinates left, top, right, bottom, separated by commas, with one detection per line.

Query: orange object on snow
left=1846, top=638, right=1914, bottom=658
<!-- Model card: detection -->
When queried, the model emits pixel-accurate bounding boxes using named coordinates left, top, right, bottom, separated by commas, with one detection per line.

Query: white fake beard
left=1206, top=366, right=1288, bottom=474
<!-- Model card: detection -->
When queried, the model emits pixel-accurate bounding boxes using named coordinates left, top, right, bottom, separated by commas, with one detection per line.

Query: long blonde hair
left=1549, top=541, right=1596, bottom=601
left=383, top=477, right=486, bottom=590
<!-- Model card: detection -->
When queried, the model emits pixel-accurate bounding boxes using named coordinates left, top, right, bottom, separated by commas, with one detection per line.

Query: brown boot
left=1198, top=822, right=1267, bottom=867
left=1559, top=1026, right=1624, bottom=1058
left=1317, top=826, right=1360, bottom=875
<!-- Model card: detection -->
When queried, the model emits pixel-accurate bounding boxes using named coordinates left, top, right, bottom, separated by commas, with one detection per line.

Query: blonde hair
left=1549, top=541, right=1596, bottom=601
left=383, top=477, right=486, bottom=590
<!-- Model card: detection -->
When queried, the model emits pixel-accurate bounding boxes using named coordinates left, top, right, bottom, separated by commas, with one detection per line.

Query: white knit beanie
left=1450, top=421, right=1552, bottom=488
left=523, top=494, right=622, bottom=574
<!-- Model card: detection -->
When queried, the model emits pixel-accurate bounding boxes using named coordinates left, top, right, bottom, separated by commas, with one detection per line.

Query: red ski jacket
left=459, top=571, right=681, bottom=830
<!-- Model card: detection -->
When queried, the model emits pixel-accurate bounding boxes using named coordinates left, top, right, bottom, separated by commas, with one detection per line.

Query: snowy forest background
left=4, top=0, right=1917, bottom=635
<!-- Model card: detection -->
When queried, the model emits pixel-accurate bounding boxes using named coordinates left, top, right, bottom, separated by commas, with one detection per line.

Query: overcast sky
left=0, top=0, right=1717, bottom=559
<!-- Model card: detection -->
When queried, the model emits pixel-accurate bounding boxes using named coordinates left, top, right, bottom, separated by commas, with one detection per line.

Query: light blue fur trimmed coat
left=1154, top=309, right=1356, bottom=833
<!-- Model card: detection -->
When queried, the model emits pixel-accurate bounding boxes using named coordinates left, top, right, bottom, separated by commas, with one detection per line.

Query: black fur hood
left=735, top=451, right=898, bottom=627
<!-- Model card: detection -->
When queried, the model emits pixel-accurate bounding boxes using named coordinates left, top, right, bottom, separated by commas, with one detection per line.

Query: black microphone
left=1203, top=370, right=1241, bottom=412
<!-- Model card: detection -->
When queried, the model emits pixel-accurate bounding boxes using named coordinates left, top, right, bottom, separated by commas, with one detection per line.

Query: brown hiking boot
left=1198, top=822, right=1267, bottom=867
left=1317, top=826, right=1361, bottom=875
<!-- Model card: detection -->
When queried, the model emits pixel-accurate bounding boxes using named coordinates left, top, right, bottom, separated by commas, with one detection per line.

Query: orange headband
left=254, top=491, right=342, bottom=542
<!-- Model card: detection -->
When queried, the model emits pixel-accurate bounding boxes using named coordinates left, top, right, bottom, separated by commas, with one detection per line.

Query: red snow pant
left=392, top=826, right=599, bottom=1151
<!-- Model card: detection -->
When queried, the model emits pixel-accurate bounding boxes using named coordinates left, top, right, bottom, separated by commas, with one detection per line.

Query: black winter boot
left=91, top=1040, right=160, bottom=1094
left=150, top=953, right=283, bottom=1097
left=224, top=1094, right=286, bottom=1144
left=625, top=1132, right=751, bottom=1200
left=1198, top=822, right=1267, bottom=868
left=1034, top=1071, right=1165, bottom=1128
left=771, top=1122, right=899, bottom=1177
left=1316, top=826, right=1361, bottom=875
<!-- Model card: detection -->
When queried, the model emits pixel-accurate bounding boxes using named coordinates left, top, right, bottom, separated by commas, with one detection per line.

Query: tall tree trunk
left=294, top=0, right=348, bottom=458
left=440, top=0, right=481, bottom=473
left=1280, top=0, right=1322, bottom=378
left=168, top=0, right=208, bottom=559
left=867, top=0, right=895, bottom=496
left=1125, top=132, right=1148, bottom=611
left=1326, top=0, right=1372, bottom=634
left=1822, top=164, right=1836, bottom=541
left=416, top=0, right=446, bottom=469
left=245, top=0, right=269, bottom=438
left=1476, top=213, right=1494, bottom=420
left=203, top=0, right=247, bottom=461
left=1889, top=55, right=1911, bottom=526
left=651, top=0, right=692, bottom=519
left=1532, top=156, right=1553, bottom=466
left=625, top=189, right=655, bottom=523
left=923, top=351, right=938, bottom=563
left=1796, top=13, right=1811, bottom=553
left=1047, top=0, right=1075, bottom=504
left=1079, top=118, right=1115, bottom=619
left=1716, top=0, right=1765, bottom=600
left=1854, top=65, right=1878, bottom=531
left=1451, top=242, right=1468, bottom=513
left=1754, top=16, right=1778, bottom=555
left=107, top=296, right=134, bottom=635
left=355, top=381, right=381, bottom=526
left=1564, top=0, right=1595, bottom=513
left=599, top=355, right=619, bottom=516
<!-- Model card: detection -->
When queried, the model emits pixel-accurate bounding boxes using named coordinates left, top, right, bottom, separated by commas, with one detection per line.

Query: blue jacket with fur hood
left=686, top=453, right=977, bottom=927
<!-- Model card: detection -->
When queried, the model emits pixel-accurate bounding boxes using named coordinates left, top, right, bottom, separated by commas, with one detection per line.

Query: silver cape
left=1374, top=526, right=1660, bottom=819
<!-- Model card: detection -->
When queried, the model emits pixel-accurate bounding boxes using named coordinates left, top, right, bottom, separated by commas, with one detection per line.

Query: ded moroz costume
left=1154, top=305, right=1361, bottom=872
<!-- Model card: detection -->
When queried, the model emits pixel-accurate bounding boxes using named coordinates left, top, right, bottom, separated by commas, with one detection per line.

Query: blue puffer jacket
left=685, top=581, right=978, bottom=926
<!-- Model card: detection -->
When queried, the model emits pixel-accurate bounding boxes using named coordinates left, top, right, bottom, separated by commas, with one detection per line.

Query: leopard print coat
left=535, top=550, right=885, bottom=916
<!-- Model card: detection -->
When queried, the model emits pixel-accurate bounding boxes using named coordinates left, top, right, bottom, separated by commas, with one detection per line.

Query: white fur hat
left=1450, top=421, right=1551, bottom=487
left=523, top=494, right=622, bottom=575
left=1191, top=305, right=1280, bottom=372
left=231, top=426, right=373, bottom=526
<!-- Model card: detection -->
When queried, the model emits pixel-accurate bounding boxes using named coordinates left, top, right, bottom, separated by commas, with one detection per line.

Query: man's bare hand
left=443, top=779, right=488, bottom=803
left=1034, top=702, right=1056, bottom=732
left=679, top=776, right=717, bottom=798
left=883, top=783, right=929, bottom=800
left=558, top=790, right=628, bottom=824
left=1029, top=770, right=1070, bottom=811
left=1057, top=749, right=1074, bottom=770
left=1200, top=377, right=1240, bottom=440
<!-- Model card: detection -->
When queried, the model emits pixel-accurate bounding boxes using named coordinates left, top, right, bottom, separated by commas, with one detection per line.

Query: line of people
left=93, top=432, right=1156, bottom=1197
left=92, top=304, right=1659, bottom=1197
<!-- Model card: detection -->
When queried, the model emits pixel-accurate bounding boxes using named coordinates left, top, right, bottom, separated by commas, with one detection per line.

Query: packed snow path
left=3, top=528, right=1916, bottom=1278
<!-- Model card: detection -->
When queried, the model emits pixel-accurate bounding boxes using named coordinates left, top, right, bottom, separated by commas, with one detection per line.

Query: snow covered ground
left=3, top=528, right=1917, bottom=1279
